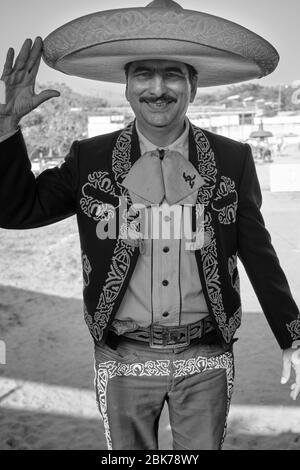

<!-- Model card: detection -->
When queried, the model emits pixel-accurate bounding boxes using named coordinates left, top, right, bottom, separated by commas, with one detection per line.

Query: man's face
left=125, top=59, right=197, bottom=131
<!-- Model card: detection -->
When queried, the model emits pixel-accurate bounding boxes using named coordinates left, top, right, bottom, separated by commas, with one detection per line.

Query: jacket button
left=163, top=246, right=169, bottom=253
left=162, top=280, right=169, bottom=286
left=162, top=312, right=169, bottom=317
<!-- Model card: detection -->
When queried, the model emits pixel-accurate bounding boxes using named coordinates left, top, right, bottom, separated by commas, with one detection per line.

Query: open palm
left=0, top=37, right=60, bottom=123
left=282, top=342, right=300, bottom=400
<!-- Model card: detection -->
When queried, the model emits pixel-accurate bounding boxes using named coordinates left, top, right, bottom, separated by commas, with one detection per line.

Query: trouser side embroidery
left=95, top=352, right=234, bottom=450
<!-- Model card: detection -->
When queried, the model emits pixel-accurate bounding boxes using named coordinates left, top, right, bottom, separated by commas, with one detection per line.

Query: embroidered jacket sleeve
left=237, top=143, right=300, bottom=349
left=0, top=129, right=78, bottom=229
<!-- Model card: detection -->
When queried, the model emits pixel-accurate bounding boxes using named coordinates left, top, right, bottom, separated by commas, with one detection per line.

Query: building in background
left=87, top=105, right=300, bottom=153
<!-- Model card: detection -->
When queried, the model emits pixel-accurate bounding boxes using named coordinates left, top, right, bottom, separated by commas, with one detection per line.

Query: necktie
left=121, top=148, right=205, bottom=206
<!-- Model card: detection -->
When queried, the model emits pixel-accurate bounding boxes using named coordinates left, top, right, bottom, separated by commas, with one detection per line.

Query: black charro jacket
left=0, top=120, right=299, bottom=349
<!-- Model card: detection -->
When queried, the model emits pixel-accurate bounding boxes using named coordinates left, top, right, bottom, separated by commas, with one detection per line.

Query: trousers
left=94, top=334, right=234, bottom=450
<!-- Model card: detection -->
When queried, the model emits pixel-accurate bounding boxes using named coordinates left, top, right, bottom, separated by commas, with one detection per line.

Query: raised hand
left=281, top=341, right=300, bottom=400
left=0, top=37, right=60, bottom=130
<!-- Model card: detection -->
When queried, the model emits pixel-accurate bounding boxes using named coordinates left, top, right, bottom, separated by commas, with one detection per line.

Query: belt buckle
left=149, top=325, right=190, bottom=349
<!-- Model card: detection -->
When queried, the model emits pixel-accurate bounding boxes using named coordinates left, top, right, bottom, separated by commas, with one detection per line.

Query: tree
left=22, top=82, right=108, bottom=158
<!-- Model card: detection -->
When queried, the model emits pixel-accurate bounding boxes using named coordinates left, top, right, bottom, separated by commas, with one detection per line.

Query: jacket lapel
left=189, top=124, right=240, bottom=343
left=130, top=120, right=141, bottom=166
left=94, top=122, right=141, bottom=342
left=188, top=123, right=220, bottom=204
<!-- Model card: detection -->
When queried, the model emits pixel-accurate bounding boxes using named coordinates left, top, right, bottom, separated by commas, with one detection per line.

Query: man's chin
left=143, top=116, right=173, bottom=128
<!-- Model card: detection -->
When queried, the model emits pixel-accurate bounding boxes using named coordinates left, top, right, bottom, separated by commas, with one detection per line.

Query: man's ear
left=125, top=82, right=129, bottom=102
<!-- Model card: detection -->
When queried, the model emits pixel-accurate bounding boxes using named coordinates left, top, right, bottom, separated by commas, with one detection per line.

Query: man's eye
left=135, top=71, right=152, bottom=78
left=165, top=72, right=183, bottom=79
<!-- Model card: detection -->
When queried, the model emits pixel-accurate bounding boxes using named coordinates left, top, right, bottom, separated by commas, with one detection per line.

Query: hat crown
left=146, top=0, right=183, bottom=10
left=43, top=0, right=279, bottom=87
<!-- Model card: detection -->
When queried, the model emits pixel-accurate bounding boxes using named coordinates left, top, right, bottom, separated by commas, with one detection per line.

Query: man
left=0, top=0, right=300, bottom=451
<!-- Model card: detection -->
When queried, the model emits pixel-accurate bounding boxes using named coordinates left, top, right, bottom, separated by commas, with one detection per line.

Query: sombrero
left=42, top=0, right=279, bottom=87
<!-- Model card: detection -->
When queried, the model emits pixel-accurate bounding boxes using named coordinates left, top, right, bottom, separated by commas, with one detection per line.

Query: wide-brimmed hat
left=42, top=0, right=279, bottom=87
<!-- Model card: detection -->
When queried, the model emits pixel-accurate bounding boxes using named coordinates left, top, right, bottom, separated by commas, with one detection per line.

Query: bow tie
left=122, top=149, right=205, bottom=206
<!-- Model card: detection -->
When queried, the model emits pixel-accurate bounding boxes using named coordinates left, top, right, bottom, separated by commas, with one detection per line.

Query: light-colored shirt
left=113, top=119, right=209, bottom=331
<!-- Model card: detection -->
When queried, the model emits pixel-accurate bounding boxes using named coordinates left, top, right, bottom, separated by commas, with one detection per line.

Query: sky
left=1, top=0, right=300, bottom=102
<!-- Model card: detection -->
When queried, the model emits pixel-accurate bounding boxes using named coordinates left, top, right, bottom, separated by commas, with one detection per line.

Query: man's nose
left=149, top=74, right=167, bottom=95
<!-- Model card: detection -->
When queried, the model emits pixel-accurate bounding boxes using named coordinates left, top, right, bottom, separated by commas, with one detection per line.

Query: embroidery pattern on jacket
left=80, top=171, right=118, bottom=221
left=212, top=176, right=238, bottom=224
left=92, top=239, right=135, bottom=341
left=286, top=314, right=300, bottom=340
left=192, top=124, right=241, bottom=343
left=112, top=122, right=134, bottom=192
left=95, top=351, right=234, bottom=450
left=87, top=123, right=137, bottom=342
left=119, top=204, right=141, bottom=244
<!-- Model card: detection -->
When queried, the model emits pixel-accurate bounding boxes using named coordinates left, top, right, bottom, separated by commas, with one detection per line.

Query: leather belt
left=122, top=316, right=215, bottom=349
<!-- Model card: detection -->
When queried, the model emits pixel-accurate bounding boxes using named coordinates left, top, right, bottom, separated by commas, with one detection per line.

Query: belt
left=122, top=316, right=215, bottom=349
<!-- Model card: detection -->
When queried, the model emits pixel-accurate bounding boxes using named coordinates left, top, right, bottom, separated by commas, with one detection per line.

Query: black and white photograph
left=0, top=0, right=300, bottom=452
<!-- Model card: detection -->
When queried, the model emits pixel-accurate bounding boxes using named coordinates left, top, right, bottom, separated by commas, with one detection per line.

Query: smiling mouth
left=143, top=100, right=175, bottom=110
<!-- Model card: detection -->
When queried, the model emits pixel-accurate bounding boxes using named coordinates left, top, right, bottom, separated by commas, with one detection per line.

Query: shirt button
left=164, top=215, right=171, bottom=222
left=163, top=246, right=170, bottom=253
left=162, top=280, right=169, bottom=286
left=162, top=311, right=169, bottom=317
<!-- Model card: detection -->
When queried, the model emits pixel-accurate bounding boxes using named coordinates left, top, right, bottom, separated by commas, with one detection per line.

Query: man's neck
left=135, top=120, right=186, bottom=147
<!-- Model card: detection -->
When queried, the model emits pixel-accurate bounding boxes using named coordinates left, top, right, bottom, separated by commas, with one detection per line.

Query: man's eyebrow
left=131, top=66, right=153, bottom=73
left=164, top=67, right=185, bottom=74
left=130, top=65, right=186, bottom=74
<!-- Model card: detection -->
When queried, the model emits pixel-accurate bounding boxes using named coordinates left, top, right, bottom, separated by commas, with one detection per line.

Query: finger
left=26, top=51, right=42, bottom=81
left=26, top=37, right=43, bottom=73
left=33, top=89, right=60, bottom=108
left=290, top=382, right=300, bottom=400
left=290, top=366, right=300, bottom=398
left=1, top=48, right=15, bottom=79
left=291, top=349, right=300, bottom=364
left=13, top=38, right=32, bottom=72
left=295, top=366, right=300, bottom=384
left=281, top=355, right=292, bottom=384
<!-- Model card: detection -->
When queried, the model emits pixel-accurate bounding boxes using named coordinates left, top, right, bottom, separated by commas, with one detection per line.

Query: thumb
left=281, top=352, right=292, bottom=384
left=33, top=89, right=60, bottom=107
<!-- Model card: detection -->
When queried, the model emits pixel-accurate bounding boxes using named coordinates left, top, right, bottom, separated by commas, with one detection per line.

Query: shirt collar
left=136, top=118, right=190, bottom=158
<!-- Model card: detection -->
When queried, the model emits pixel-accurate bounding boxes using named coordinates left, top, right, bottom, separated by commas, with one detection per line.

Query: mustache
left=139, top=95, right=177, bottom=103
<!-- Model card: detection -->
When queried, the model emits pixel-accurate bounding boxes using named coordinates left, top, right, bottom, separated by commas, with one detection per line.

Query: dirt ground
left=0, top=161, right=300, bottom=450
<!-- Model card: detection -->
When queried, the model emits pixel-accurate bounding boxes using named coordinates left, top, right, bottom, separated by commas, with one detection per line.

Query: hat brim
left=50, top=39, right=262, bottom=87
left=42, top=6, right=279, bottom=87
